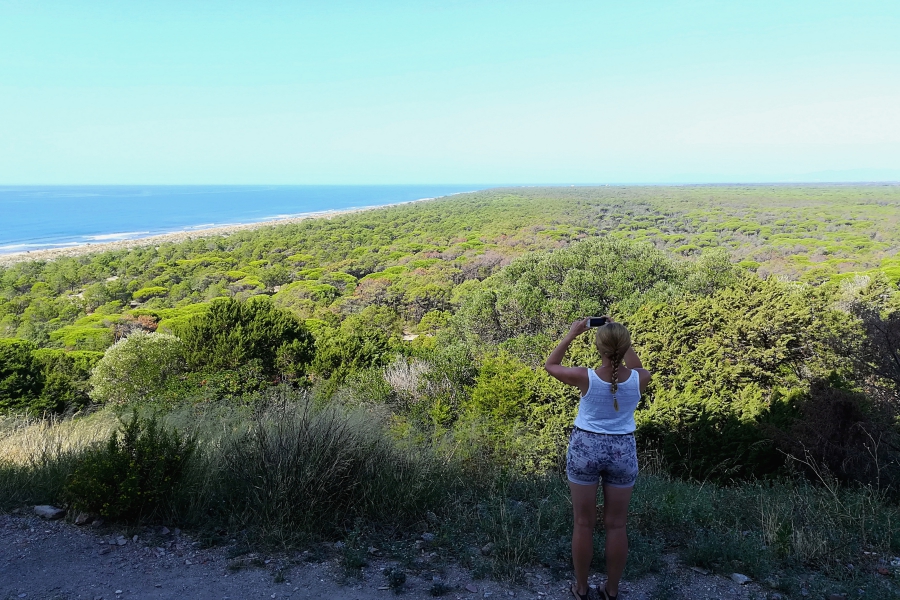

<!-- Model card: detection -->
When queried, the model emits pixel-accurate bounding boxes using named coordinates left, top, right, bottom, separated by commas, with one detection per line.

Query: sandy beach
left=0, top=201, right=417, bottom=268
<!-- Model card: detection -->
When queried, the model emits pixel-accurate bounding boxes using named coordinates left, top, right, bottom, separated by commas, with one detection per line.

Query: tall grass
left=0, top=410, right=117, bottom=508
left=179, top=389, right=449, bottom=544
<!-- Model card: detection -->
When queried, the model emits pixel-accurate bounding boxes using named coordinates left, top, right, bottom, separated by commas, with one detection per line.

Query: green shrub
left=90, top=331, right=185, bottom=404
left=176, top=297, right=314, bottom=387
left=63, top=411, right=195, bottom=522
left=31, top=349, right=102, bottom=414
left=0, top=339, right=42, bottom=411
left=132, top=286, right=168, bottom=302
left=631, top=274, right=848, bottom=480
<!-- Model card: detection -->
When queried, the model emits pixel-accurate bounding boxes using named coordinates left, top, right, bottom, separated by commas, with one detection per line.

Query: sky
left=1, top=0, right=898, bottom=185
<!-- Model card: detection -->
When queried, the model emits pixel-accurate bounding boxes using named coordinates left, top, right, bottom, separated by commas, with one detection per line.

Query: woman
left=544, top=316, right=651, bottom=600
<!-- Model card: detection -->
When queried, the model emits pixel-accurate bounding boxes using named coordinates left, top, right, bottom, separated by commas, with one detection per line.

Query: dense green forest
left=2, top=185, right=899, bottom=478
left=2, top=185, right=900, bottom=596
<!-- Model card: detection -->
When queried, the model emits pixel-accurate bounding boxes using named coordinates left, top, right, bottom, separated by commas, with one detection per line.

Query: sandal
left=570, top=584, right=590, bottom=600
left=598, top=584, right=617, bottom=600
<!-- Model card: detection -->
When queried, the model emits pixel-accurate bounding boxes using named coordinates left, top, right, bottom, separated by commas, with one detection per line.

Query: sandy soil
left=0, top=510, right=776, bottom=600
left=0, top=201, right=417, bottom=268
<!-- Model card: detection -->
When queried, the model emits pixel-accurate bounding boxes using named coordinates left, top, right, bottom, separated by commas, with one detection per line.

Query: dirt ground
left=1, top=511, right=772, bottom=600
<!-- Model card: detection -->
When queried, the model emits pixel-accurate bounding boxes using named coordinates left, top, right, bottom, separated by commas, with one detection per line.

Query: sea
left=0, top=185, right=483, bottom=254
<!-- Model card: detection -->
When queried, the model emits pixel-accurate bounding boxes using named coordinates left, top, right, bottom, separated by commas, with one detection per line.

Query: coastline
left=0, top=200, right=423, bottom=268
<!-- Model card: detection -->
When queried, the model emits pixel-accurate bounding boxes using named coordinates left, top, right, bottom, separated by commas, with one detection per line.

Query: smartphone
left=587, top=317, right=608, bottom=328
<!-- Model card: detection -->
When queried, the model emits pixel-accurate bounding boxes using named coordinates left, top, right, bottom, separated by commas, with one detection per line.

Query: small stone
left=33, top=505, right=66, bottom=520
left=91, top=518, right=104, bottom=528
left=116, top=536, right=128, bottom=546
left=731, top=573, right=751, bottom=585
left=159, top=526, right=170, bottom=535
left=481, top=542, right=495, bottom=556
left=185, top=559, right=192, bottom=565
left=173, top=528, right=181, bottom=536
left=334, top=541, right=345, bottom=550
left=466, top=583, right=478, bottom=593
left=132, top=535, right=139, bottom=543
left=99, top=547, right=112, bottom=555
left=690, top=566, right=709, bottom=575
left=115, top=591, right=122, bottom=595
left=367, top=546, right=378, bottom=554
left=74, top=512, right=95, bottom=526
left=421, top=532, right=436, bottom=543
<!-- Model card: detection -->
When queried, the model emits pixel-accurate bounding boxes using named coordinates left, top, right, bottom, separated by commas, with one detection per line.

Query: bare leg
left=568, top=480, right=599, bottom=597
left=601, top=484, right=634, bottom=597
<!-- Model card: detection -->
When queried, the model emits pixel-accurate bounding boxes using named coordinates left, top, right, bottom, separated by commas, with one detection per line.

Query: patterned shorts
left=566, top=427, right=639, bottom=488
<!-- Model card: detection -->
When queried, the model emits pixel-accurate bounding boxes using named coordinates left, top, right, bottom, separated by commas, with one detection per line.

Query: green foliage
left=312, top=307, right=399, bottom=382
left=48, top=312, right=119, bottom=351
left=630, top=274, right=847, bottom=479
left=132, top=286, right=168, bottom=302
left=31, top=349, right=102, bottom=413
left=63, top=411, right=195, bottom=521
left=89, top=331, right=185, bottom=404
left=176, top=297, right=314, bottom=387
left=458, top=352, right=577, bottom=472
left=0, top=340, right=101, bottom=414
left=0, top=338, right=42, bottom=411
left=457, top=238, right=689, bottom=344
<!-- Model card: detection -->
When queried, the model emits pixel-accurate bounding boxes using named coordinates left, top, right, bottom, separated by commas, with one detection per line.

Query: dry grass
left=0, top=410, right=118, bottom=465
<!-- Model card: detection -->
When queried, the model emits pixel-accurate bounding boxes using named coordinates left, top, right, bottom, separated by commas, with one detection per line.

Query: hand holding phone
left=587, top=316, right=608, bottom=328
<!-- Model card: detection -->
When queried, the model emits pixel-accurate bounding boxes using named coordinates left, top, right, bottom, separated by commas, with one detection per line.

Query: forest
left=1, top=185, right=899, bottom=598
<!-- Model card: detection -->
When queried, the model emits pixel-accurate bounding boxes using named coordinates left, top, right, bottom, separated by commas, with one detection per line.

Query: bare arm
left=544, top=319, right=590, bottom=394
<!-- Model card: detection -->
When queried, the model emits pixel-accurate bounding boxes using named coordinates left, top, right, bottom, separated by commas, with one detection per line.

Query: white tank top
left=573, top=368, right=640, bottom=434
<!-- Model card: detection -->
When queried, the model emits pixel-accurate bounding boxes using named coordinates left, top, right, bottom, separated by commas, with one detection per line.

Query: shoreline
left=0, top=199, right=428, bottom=268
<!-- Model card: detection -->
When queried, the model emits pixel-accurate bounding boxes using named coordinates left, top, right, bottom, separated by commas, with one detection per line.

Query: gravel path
left=1, top=511, right=773, bottom=600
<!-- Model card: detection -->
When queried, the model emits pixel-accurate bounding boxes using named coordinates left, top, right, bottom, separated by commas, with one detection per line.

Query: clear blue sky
left=1, top=1, right=898, bottom=184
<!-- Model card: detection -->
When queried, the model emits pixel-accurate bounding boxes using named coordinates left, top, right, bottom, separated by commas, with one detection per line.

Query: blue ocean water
left=0, top=185, right=482, bottom=254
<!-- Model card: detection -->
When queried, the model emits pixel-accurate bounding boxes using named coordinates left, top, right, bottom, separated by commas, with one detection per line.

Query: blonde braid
left=594, top=323, right=631, bottom=413
left=610, top=352, right=621, bottom=411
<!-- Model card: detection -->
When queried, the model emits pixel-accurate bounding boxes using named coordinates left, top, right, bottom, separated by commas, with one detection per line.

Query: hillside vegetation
left=1, top=185, right=899, bottom=597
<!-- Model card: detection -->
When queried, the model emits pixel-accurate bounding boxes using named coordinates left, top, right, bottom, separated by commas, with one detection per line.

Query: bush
left=176, top=297, right=314, bottom=387
left=773, top=380, right=900, bottom=496
left=1, top=341, right=102, bottom=415
left=631, top=274, right=848, bottom=480
left=63, top=411, right=195, bottom=522
left=31, top=349, right=102, bottom=414
left=90, top=331, right=185, bottom=404
left=0, top=339, right=42, bottom=411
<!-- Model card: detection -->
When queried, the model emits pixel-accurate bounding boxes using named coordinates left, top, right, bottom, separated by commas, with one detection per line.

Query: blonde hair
left=594, top=323, right=631, bottom=411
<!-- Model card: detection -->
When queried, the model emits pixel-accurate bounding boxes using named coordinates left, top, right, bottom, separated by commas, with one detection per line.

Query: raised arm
left=544, top=319, right=590, bottom=395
